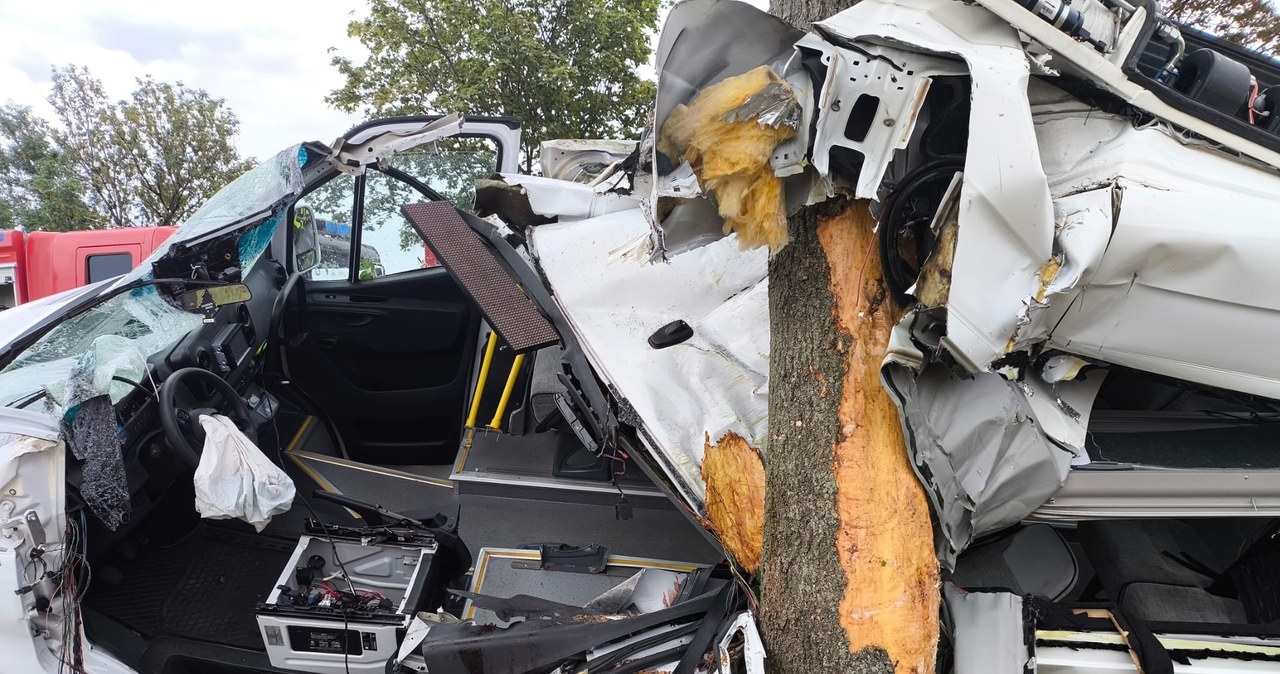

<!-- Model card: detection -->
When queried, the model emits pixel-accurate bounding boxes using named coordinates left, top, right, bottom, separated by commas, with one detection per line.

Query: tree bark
left=762, top=195, right=939, bottom=674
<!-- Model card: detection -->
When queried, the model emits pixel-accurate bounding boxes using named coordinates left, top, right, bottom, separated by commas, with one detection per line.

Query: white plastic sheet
left=194, top=414, right=295, bottom=531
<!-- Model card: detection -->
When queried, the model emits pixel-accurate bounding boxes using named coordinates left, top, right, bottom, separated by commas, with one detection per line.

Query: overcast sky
left=0, top=0, right=374, bottom=160
left=0, top=0, right=768, bottom=161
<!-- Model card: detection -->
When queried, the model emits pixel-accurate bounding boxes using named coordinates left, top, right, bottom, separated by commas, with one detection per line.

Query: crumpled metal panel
left=1006, top=185, right=1114, bottom=353
left=530, top=207, right=768, bottom=511
left=882, top=360, right=1074, bottom=566
left=499, top=174, right=640, bottom=222
left=1034, top=112, right=1280, bottom=398
left=944, top=585, right=1029, bottom=674
left=820, top=0, right=1056, bottom=374
left=538, top=139, right=636, bottom=184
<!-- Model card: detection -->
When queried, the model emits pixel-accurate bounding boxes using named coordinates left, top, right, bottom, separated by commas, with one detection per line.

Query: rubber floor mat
left=84, top=526, right=293, bottom=649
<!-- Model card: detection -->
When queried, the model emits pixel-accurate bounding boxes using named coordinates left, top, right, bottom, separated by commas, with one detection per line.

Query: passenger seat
left=1078, top=518, right=1275, bottom=624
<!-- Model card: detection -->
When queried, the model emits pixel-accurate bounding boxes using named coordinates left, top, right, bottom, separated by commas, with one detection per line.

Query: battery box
left=255, top=533, right=441, bottom=674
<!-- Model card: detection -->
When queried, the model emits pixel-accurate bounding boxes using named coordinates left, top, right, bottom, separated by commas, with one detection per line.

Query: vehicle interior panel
left=285, top=268, right=480, bottom=465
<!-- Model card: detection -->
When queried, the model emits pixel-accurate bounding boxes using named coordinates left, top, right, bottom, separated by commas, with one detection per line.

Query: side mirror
left=181, top=284, right=253, bottom=321
left=293, top=205, right=320, bottom=273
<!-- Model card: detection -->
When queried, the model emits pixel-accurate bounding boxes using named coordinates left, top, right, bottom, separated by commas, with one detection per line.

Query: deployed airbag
left=194, top=414, right=295, bottom=531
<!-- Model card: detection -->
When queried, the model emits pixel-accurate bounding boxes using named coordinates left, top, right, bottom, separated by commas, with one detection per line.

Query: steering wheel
left=159, top=367, right=258, bottom=470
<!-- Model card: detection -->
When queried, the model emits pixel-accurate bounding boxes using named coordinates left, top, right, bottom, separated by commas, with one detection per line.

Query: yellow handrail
left=466, top=332, right=497, bottom=428
left=487, top=353, right=526, bottom=430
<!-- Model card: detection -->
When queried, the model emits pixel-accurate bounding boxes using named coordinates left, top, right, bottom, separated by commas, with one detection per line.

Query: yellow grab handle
left=466, top=332, right=497, bottom=428
left=487, top=353, right=526, bottom=430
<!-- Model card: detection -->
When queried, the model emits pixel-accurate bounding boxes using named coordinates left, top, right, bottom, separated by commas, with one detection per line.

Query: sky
left=0, top=0, right=770, bottom=161
left=2, top=0, right=369, bottom=161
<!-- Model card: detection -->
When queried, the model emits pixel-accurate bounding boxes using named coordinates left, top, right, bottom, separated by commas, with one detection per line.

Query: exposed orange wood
left=818, top=202, right=940, bottom=674
left=701, top=431, right=767, bottom=573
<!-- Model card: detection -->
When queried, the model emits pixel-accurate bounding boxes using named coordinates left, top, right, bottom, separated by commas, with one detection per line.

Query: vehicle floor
left=292, top=450, right=722, bottom=563
left=1085, top=423, right=1280, bottom=468
left=84, top=419, right=721, bottom=669
left=287, top=416, right=720, bottom=561
left=82, top=524, right=293, bottom=651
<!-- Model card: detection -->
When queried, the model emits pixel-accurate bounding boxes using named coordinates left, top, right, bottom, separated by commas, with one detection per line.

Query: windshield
left=0, top=145, right=308, bottom=411
left=115, top=144, right=307, bottom=287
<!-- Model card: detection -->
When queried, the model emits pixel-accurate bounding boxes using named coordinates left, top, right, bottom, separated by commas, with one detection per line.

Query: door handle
left=343, top=315, right=375, bottom=327
left=319, top=337, right=338, bottom=349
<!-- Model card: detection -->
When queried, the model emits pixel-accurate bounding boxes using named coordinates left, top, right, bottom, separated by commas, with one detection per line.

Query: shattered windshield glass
left=0, top=145, right=305, bottom=411
left=116, top=144, right=306, bottom=286
left=0, top=288, right=203, bottom=410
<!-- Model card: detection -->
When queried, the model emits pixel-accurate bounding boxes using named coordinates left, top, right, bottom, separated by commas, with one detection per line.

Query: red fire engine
left=0, top=227, right=177, bottom=308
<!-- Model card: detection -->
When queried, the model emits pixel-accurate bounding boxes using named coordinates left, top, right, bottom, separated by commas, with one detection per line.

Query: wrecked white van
left=1, top=0, right=1280, bottom=672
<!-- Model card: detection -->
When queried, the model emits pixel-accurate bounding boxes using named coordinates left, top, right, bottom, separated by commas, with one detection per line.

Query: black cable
left=280, top=409, right=354, bottom=674
left=298, top=495, right=354, bottom=674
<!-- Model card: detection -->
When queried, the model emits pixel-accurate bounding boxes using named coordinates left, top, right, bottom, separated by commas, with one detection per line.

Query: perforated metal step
left=402, top=201, right=559, bottom=353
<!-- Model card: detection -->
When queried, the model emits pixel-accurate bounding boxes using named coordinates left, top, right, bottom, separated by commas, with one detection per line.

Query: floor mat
left=84, top=526, right=294, bottom=650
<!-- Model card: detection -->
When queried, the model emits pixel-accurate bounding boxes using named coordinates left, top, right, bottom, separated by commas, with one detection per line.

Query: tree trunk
left=763, top=17, right=943, bottom=674
left=761, top=196, right=942, bottom=671
left=759, top=4, right=942, bottom=660
left=761, top=195, right=940, bottom=674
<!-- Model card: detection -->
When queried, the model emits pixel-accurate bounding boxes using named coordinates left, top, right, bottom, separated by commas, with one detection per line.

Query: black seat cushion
left=1122, top=583, right=1248, bottom=625
left=951, top=524, right=1078, bottom=600
left=1078, top=518, right=1277, bottom=625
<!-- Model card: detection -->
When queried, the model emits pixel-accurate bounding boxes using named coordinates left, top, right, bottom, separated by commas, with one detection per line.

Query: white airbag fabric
left=194, top=414, right=295, bottom=531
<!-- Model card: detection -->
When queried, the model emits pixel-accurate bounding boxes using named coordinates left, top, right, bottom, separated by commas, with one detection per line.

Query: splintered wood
left=701, top=431, right=766, bottom=573
left=819, top=203, right=940, bottom=674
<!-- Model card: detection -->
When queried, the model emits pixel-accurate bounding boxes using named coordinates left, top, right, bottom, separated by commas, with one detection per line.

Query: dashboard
left=70, top=251, right=286, bottom=546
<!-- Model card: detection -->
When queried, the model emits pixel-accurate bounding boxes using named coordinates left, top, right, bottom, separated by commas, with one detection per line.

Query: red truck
left=0, top=227, right=177, bottom=308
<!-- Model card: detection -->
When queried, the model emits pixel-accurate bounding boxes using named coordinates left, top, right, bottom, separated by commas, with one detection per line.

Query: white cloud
left=0, top=0, right=774, bottom=160
left=0, top=0, right=367, bottom=159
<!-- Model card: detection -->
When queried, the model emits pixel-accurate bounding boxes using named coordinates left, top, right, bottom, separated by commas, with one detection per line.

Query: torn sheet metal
left=820, top=0, right=1057, bottom=374
left=330, top=114, right=464, bottom=176
left=539, top=139, right=636, bottom=183
left=717, top=612, right=765, bottom=674
left=648, top=0, right=805, bottom=258
left=798, top=33, right=965, bottom=199
left=531, top=208, right=768, bottom=511
left=882, top=359, right=1075, bottom=565
left=499, top=174, right=640, bottom=222
left=944, top=586, right=1030, bottom=674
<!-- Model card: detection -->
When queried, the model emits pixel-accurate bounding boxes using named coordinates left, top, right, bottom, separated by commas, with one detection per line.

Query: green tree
left=329, top=0, right=661, bottom=173
left=1164, top=0, right=1279, bottom=54
left=0, top=104, right=98, bottom=232
left=49, top=65, right=252, bottom=227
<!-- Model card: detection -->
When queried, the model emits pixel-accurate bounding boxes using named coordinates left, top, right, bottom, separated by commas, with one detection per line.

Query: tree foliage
left=0, top=66, right=252, bottom=232
left=329, top=0, right=662, bottom=173
left=48, top=66, right=253, bottom=228
left=0, top=104, right=97, bottom=232
left=1164, top=0, right=1280, bottom=54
